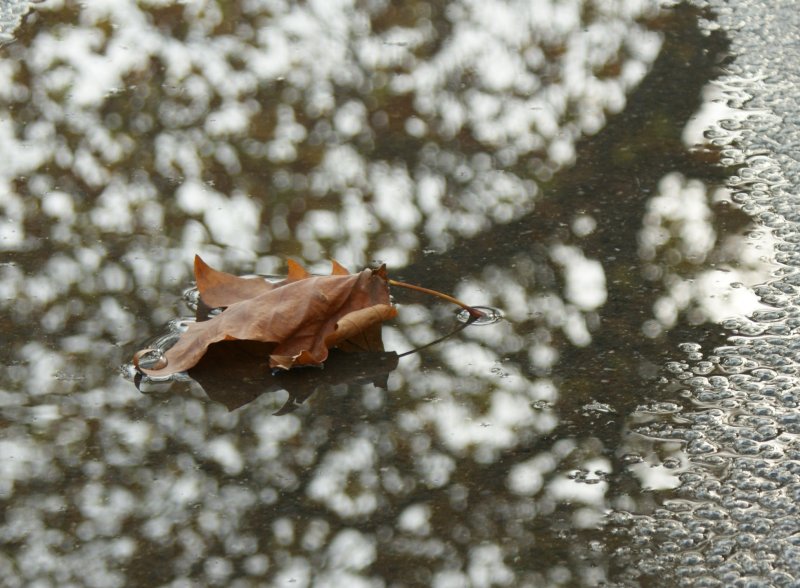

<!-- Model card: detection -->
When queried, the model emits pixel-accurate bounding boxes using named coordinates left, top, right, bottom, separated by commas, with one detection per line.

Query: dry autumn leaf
left=137, top=256, right=397, bottom=376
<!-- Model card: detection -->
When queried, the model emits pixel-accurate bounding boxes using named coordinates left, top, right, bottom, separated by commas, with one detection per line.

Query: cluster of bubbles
left=612, top=0, right=800, bottom=584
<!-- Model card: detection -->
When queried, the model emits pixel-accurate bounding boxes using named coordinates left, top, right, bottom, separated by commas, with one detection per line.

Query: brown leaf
left=194, top=255, right=275, bottom=308
left=139, top=257, right=397, bottom=376
left=193, top=256, right=352, bottom=309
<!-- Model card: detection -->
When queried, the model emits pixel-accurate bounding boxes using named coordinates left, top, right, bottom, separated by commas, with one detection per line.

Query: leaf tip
left=330, top=259, right=350, bottom=276
left=194, top=254, right=209, bottom=276
left=286, top=259, right=311, bottom=281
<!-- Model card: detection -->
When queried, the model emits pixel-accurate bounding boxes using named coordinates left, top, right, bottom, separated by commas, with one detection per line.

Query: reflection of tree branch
left=370, top=8, right=735, bottom=579
left=396, top=4, right=732, bottom=425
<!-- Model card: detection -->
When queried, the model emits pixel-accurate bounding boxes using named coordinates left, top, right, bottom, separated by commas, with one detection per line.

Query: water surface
left=0, top=2, right=777, bottom=586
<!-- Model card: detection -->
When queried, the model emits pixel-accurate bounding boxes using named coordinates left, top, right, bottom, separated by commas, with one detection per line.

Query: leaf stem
left=388, top=279, right=485, bottom=319
left=397, top=313, right=476, bottom=358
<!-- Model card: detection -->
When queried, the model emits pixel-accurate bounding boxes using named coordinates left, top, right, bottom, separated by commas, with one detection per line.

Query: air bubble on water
left=582, top=401, right=616, bottom=414
left=621, top=453, right=644, bottom=465
left=183, top=287, right=200, bottom=310
left=456, top=306, right=504, bottom=325
left=169, top=318, right=194, bottom=333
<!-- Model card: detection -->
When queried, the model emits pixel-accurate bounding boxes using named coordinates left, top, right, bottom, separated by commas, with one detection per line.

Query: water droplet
left=456, top=306, right=503, bottom=325
left=183, top=287, right=201, bottom=309
left=582, top=401, right=616, bottom=414
left=133, top=348, right=168, bottom=370
left=621, top=453, right=644, bottom=465
left=169, top=318, right=194, bottom=333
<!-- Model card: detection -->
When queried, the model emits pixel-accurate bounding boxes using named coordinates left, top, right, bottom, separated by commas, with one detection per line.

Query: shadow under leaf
left=187, top=341, right=399, bottom=413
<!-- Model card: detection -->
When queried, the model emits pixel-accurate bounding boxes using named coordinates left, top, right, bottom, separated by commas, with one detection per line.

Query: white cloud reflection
left=640, top=172, right=774, bottom=331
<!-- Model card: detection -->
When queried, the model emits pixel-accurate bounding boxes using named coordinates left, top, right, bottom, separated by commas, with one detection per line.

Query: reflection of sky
left=0, top=1, right=775, bottom=586
left=671, top=81, right=776, bottom=323
left=0, top=0, right=667, bottom=265
left=625, top=441, right=688, bottom=491
left=640, top=171, right=773, bottom=337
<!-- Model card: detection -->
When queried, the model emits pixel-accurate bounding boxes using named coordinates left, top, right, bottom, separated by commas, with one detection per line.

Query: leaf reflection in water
left=188, top=343, right=399, bottom=413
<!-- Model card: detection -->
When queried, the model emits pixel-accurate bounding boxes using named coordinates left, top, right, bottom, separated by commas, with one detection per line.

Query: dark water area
left=0, top=1, right=784, bottom=586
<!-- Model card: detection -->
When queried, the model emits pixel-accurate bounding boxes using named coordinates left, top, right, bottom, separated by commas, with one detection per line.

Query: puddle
left=0, top=1, right=789, bottom=586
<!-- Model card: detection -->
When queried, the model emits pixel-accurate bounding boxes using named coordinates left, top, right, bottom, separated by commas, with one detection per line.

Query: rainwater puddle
left=0, top=1, right=791, bottom=586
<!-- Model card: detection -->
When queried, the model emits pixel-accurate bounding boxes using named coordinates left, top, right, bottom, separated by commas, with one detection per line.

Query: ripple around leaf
left=456, top=306, right=504, bottom=325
